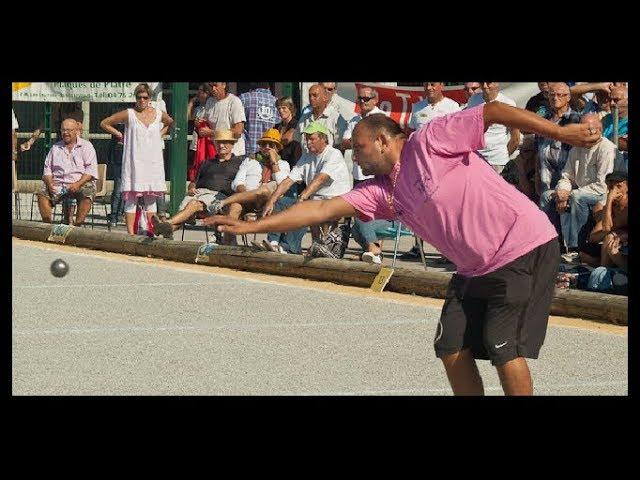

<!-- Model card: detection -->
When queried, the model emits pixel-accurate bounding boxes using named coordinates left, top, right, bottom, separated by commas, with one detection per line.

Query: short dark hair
left=355, top=113, right=406, bottom=140
left=605, top=171, right=628, bottom=184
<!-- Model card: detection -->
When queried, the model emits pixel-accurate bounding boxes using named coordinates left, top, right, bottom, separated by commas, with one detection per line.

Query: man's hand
left=267, top=148, right=279, bottom=166
left=201, top=215, right=250, bottom=234
left=20, top=139, right=34, bottom=152
left=67, top=182, right=80, bottom=193
left=605, top=233, right=620, bottom=255
left=262, top=200, right=275, bottom=217
left=198, top=126, right=214, bottom=137
left=555, top=189, right=571, bottom=202
left=558, top=122, right=602, bottom=148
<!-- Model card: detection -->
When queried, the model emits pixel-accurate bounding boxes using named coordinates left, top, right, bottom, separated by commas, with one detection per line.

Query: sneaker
left=361, top=251, right=382, bottom=264
left=560, top=251, right=580, bottom=263
left=435, top=255, right=451, bottom=264
left=151, top=215, right=174, bottom=240
left=244, top=212, right=258, bottom=222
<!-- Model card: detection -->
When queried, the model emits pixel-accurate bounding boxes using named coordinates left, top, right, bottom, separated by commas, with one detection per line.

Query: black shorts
left=434, top=238, right=560, bottom=366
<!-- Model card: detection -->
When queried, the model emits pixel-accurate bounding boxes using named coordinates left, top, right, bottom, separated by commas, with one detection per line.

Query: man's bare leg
left=37, top=196, right=54, bottom=223
left=495, top=357, right=533, bottom=396
left=440, top=349, right=485, bottom=396
left=166, top=201, right=204, bottom=231
left=219, top=185, right=271, bottom=210
left=74, top=197, right=92, bottom=226
left=223, top=203, right=243, bottom=244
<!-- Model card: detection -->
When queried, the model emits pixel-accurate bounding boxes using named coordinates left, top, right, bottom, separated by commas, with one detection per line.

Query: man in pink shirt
left=209, top=103, right=601, bottom=396
left=37, top=118, right=98, bottom=226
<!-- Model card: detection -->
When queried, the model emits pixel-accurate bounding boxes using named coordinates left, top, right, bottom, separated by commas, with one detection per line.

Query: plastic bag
left=133, top=198, right=155, bottom=237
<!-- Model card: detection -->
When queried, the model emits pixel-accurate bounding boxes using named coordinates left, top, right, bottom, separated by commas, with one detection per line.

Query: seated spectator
left=466, top=82, right=520, bottom=173
left=535, top=82, right=582, bottom=240
left=262, top=122, right=352, bottom=249
left=151, top=129, right=244, bottom=242
left=205, top=129, right=290, bottom=221
left=540, top=114, right=615, bottom=261
left=579, top=171, right=628, bottom=269
left=602, top=85, right=628, bottom=172
left=525, top=82, right=551, bottom=117
left=36, top=119, right=98, bottom=226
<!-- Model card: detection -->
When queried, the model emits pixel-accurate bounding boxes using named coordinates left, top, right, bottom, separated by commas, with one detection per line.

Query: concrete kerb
left=12, top=219, right=628, bottom=325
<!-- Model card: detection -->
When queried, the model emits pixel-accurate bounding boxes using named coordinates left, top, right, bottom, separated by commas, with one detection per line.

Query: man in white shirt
left=12, top=108, right=19, bottom=162
left=264, top=122, right=352, bottom=244
left=466, top=82, right=521, bottom=173
left=295, top=84, right=348, bottom=153
left=407, top=82, right=461, bottom=132
left=201, top=82, right=247, bottom=156
left=540, top=113, right=616, bottom=259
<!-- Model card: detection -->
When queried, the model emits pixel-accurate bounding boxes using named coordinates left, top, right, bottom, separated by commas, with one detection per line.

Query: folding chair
left=374, top=221, right=428, bottom=270
left=91, top=164, right=109, bottom=229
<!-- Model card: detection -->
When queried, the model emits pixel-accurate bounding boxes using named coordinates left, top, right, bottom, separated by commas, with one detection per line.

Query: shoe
left=435, top=255, right=451, bottom=264
left=400, top=245, right=420, bottom=260
left=361, top=251, right=382, bottom=264
left=560, top=251, right=580, bottom=263
left=151, top=215, right=174, bottom=240
left=262, top=240, right=287, bottom=253
left=244, top=212, right=258, bottom=222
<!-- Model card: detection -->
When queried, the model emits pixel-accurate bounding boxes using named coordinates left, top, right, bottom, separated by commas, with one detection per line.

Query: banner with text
left=12, top=82, right=162, bottom=102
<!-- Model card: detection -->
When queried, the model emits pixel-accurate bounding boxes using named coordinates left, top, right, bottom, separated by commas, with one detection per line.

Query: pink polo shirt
left=43, top=137, right=98, bottom=187
left=342, top=105, right=557, bottom=277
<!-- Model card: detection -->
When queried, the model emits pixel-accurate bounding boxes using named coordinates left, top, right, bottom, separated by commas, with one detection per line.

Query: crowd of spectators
left=12, top=81, right=629, bottom=295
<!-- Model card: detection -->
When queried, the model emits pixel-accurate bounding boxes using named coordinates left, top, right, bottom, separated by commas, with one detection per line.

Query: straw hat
left=213, top=129, right=238, bottom=143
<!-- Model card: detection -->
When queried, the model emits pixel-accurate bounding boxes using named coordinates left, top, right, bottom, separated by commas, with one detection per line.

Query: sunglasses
left=325, top=87, right=336, bottom=91
left=259, top=142, right=277, bottom=148
left=136, top=95, right=149, bottom=100
left=357, top=96, right=374, bottom=102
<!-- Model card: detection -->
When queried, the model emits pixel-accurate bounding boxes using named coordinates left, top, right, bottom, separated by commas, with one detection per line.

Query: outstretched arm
left=209, top=196, right=357, bottom=235
left=483, top=102, right=601, bottom=148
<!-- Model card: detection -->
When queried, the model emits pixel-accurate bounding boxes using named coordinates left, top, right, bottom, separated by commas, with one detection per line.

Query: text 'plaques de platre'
left=48, top=224, right=74, bottom=244
left=195, top=242, right=218, bottom=263
left=370, top=267, right=394, bottom=292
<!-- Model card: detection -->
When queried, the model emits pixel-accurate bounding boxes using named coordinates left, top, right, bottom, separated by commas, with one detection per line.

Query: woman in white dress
left=101, top=83, right=174, bottom=234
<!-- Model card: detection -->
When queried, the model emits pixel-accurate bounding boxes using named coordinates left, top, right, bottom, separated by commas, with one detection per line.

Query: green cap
left=302, top=121, right=329, bottom=135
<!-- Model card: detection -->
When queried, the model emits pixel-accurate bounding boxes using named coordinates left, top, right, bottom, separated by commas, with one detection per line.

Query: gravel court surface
left=12, top=242, right=628, bottom=396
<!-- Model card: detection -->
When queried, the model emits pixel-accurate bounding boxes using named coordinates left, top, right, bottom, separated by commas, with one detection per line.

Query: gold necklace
left=386, top=161, right=401, bottom=213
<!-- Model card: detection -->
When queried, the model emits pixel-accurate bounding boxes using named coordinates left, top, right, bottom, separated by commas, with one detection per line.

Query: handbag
left=307, top=218, right=352, bottom=259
